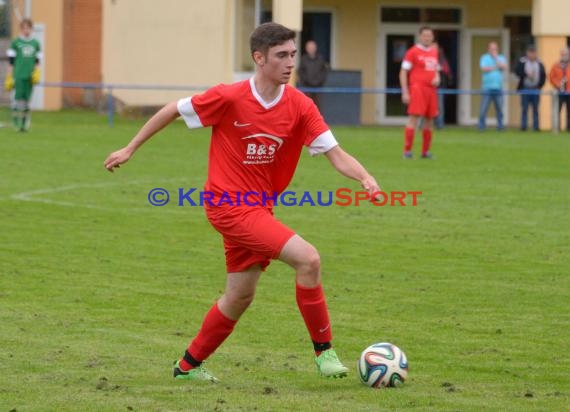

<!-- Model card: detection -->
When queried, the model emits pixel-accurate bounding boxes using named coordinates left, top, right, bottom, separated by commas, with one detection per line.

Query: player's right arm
left=104, top=85, right=226, bottom=172
left=399, top=68, right=410, bottom=104
left=104, top=101, right=179, bottom=172
left=400, top=51, right=413, bottom=104
left=6, top=39, right=16, bottom=76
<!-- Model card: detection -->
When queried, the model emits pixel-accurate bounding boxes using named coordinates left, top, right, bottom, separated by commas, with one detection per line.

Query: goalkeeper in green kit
left=5, top=18, right=42, bottom=132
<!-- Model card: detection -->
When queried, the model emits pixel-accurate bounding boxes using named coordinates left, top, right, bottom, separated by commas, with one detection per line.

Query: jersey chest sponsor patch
left=241, top=133, right=284, bottom=165
left=18, top=44, right=37, bottom=58
left=418, top=55, right=438, bottom=71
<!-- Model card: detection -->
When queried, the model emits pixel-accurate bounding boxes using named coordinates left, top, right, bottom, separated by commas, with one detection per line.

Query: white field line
left=5, top=178, right=204, bottom=213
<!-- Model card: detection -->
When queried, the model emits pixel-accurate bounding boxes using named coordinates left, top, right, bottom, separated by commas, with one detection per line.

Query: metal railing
left=30, top=81, right=569, bottom=132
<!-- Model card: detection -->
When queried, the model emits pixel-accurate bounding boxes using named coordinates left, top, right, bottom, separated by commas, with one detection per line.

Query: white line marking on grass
left=8, top=178, right=205, bottom=214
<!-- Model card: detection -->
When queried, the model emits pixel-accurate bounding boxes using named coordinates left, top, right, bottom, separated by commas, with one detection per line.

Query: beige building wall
left=102, top=0, right=234, bottom=106
left=11, top=0, right=64, bottom=110
left=33, top=0, right=64, bottom=110
left=273, top=0, right=303, bottom=31
left=98, top=0, right=538, bottom=122
left=535, top=36, right=567, bottom=131
left=14, top=0, right=566, bottom=125
left=532, top=0, right=570, bottom=131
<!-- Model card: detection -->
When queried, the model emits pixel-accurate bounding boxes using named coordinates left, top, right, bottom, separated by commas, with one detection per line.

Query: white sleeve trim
left=177, top=97, right=203, bottom=129
left=308, top=130, right=339, bottom=156
left=36, top=51, right=43, bottom=59
left=401, top=60, right=412, bottom=70
left=6, top=49, right=16, bottom=57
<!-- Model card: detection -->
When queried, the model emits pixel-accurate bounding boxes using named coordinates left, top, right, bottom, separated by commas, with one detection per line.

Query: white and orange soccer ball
left=357, top=342, right=408, bottom=388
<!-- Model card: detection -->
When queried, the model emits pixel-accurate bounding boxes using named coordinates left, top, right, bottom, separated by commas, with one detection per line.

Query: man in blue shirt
left=478, top=41, right=508, bottom=131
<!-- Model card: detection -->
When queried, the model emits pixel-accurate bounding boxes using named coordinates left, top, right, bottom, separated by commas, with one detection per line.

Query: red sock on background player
left=404, top=127, right=415, bottom=153
left=422, top=128, right=433, bottom=155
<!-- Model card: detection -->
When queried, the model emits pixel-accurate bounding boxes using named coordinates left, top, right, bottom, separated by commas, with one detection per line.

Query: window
left=504, top=15, right=533, bottom=71
left=381, top=7, right=461, bottom=24
left=0, top=0, right=10, bottom=38
left=381, top=7, right=420, bottom=23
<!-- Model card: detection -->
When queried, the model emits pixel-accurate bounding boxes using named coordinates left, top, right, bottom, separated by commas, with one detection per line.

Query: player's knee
left=228, top=290, right=256, bottom=312
left=302, top=246, right=321, bottom=275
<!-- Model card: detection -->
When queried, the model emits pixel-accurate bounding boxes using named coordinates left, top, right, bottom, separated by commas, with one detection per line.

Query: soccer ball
left=357, top=342, right=408, bottom=388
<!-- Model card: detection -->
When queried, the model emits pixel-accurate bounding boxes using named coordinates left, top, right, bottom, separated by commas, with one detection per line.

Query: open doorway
left=434, top=29, right=459, bottom=125
left=300, top=12, right=332, bottom=64
left=459, top=29, right=509, bottom=125
left=378, top=26, right=459, bottom=125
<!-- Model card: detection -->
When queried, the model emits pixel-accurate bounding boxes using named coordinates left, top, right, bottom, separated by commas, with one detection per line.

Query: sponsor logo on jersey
left=241, top=133, right=284, bottom=165
left=20, top=44, right=37, bottom=58
left=419, top=55, right=438, bottom=71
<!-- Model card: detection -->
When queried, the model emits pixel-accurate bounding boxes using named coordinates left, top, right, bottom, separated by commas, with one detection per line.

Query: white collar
left=415, top=44, right=433, bottom=51
left=249, top=77, right=285, bottom=110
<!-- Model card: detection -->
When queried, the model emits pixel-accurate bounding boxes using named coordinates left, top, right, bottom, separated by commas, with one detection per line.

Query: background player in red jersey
left=399, top=26, right=440, bottom=159
left=104, top=23, right=380, bottom=383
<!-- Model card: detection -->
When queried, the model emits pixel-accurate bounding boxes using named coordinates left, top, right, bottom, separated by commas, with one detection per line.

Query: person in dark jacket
left=297, top=40, right=328, bottom=110
left=515, top=45, right=546, bottom=131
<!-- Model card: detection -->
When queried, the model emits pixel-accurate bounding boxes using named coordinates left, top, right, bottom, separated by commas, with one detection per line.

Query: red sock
left=422, top=129, right=433, bottom=155
left=404, top=127, right=415, bottom=152
left=179, top=303, right=237, bottom=370
left=296, top=283, right=332, bottom=353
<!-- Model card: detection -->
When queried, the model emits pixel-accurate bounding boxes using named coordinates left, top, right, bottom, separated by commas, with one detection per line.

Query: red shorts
left=205, top=205, right=295, bottom=273
left=408, top=85, right=438, bottom=118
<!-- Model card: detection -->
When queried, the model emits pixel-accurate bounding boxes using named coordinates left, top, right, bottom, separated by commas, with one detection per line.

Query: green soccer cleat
left=315, top=349, right=349, bottom=378
left=173, top=360, right=219, bottom=383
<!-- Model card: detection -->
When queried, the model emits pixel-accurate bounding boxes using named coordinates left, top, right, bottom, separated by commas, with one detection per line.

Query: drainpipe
left=25, top=0, right=32, bottom=18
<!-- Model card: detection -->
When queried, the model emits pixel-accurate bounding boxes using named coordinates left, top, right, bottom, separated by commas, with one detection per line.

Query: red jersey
left=177, top=78, right=336, bottom=206
left=402, top=44, right=439, bottom=88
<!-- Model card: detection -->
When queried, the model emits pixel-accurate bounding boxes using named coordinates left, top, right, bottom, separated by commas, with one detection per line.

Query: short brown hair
left=418, top=25, right=432, bottom=34
left=250, top=22, right=296, bottom=56
left=20, top=18, right=33, bottom=29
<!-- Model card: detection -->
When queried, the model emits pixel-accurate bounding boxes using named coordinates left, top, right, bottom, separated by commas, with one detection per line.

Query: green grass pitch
left=0, top=109, right=569, bottom=411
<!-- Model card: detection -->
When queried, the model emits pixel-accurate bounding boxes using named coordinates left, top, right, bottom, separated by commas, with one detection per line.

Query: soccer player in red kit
left=399, top=26, right=440, bottom=159
left=104, top=23, right=381, bottom=382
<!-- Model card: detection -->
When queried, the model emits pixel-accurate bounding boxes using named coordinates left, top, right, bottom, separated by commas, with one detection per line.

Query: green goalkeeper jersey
left=7, top=36, right=41, bottom=79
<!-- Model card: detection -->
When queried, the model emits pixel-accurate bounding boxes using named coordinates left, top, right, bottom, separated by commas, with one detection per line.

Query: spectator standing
left=549, top=47, right=570, bottom=132
left=478, top=41, right=508, bottom=131
left=515, top=45, right=546, bottom=131
left=297, top=40, right=328, bottom=110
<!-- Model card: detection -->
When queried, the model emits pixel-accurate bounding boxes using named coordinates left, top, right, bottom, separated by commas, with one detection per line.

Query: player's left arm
left=303, top=102, right=380, bottom=197
left=432, top=51, right=441, bottom=87
left=35, top=41, right=42, bottom=67
left=32, top=44, right=42, bottom=84
left=432, top=70, right=441, bottom=87
left=324, top=145, right=381, bottom=197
